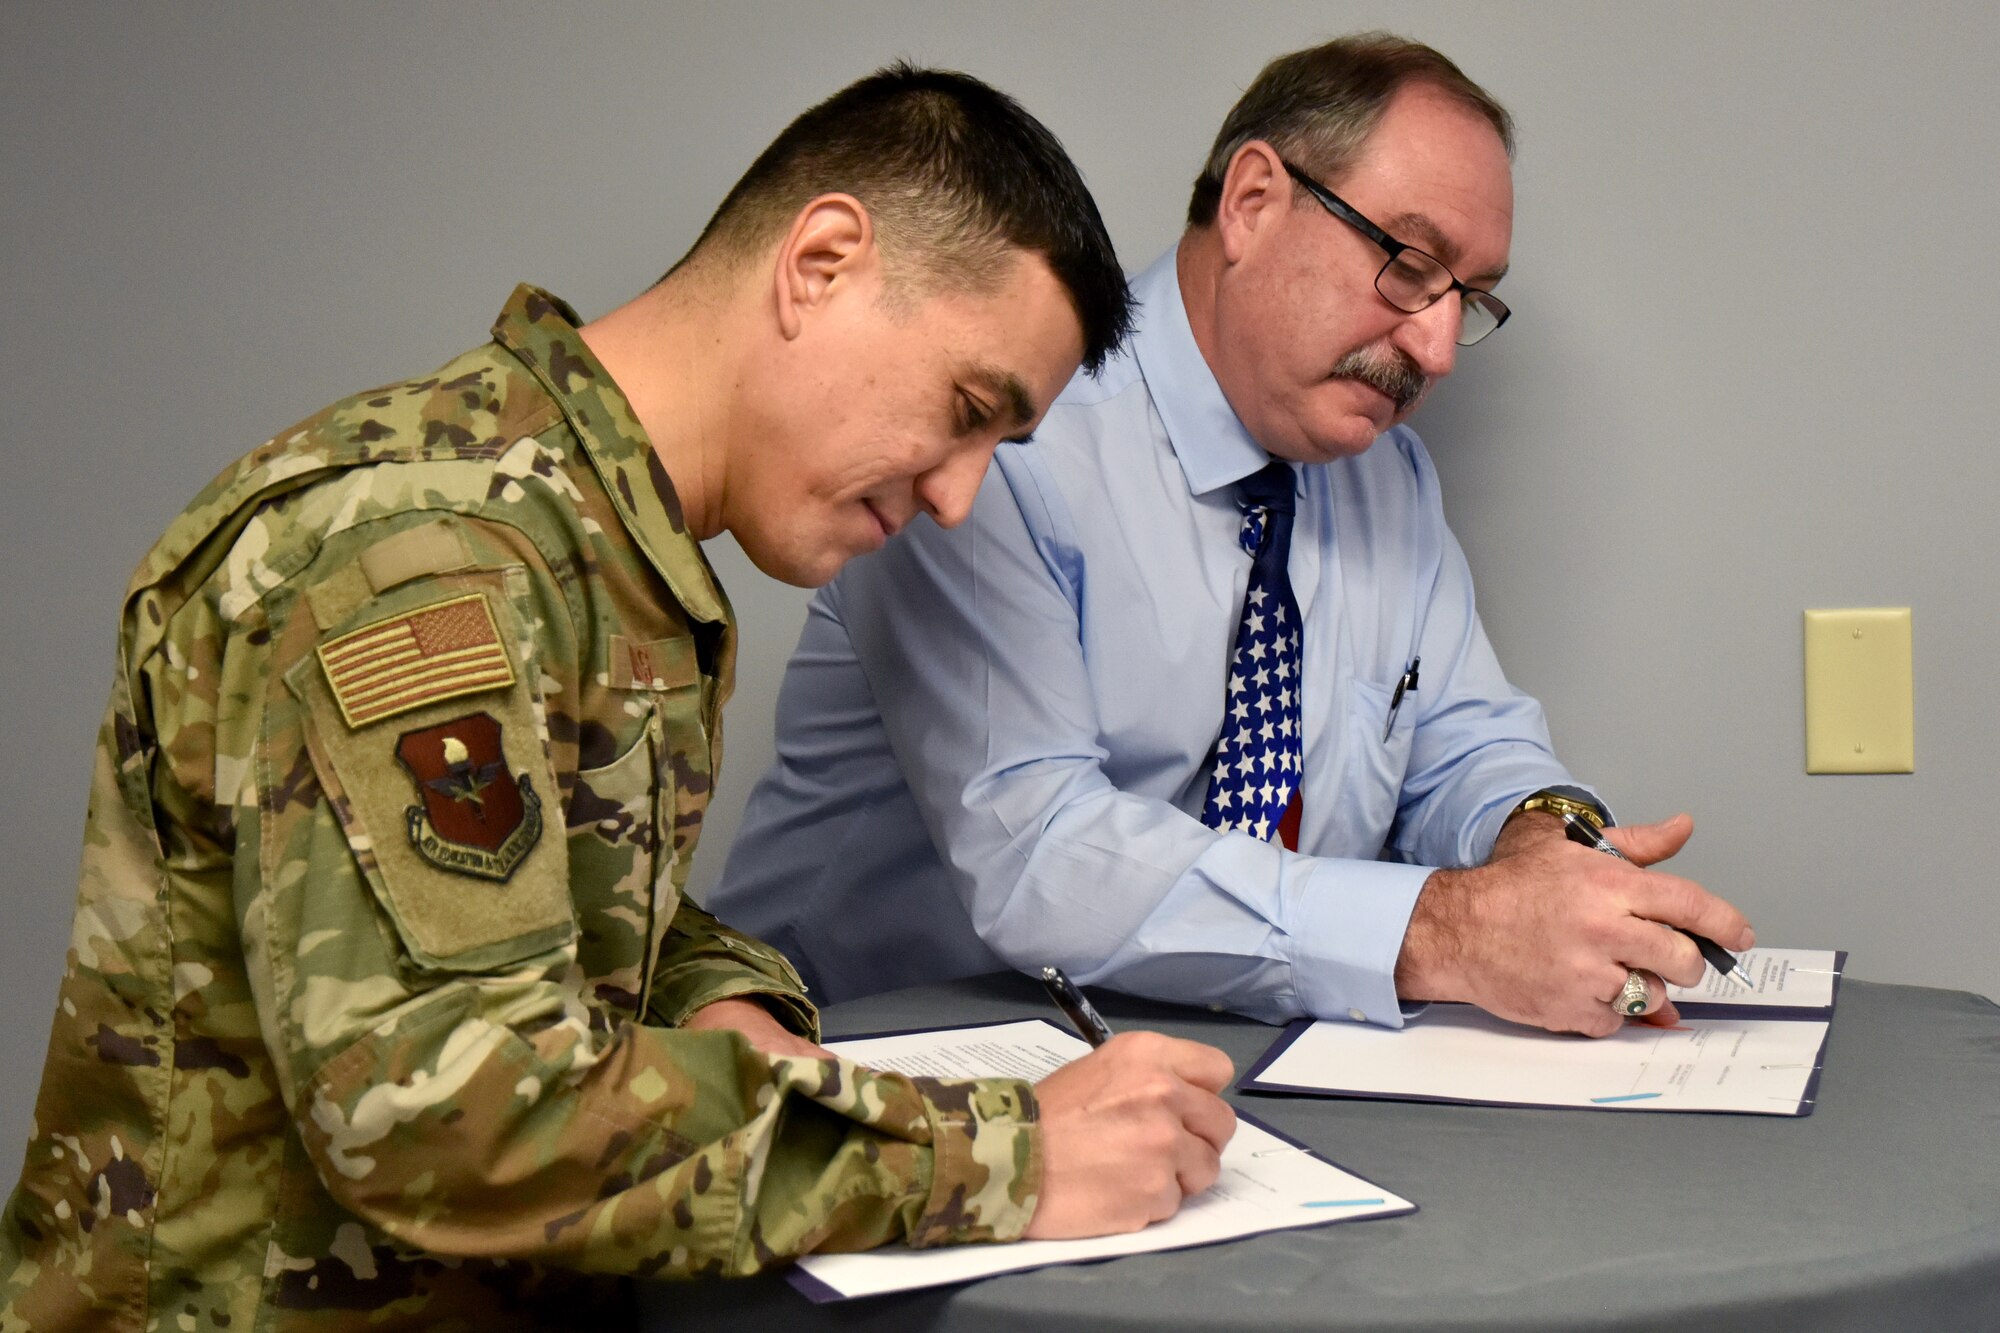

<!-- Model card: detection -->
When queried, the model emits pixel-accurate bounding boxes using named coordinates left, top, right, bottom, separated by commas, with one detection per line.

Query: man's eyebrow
left=1383, top=211, right=1509, bottom=286
left=964, top=362, right=1039, bottom=432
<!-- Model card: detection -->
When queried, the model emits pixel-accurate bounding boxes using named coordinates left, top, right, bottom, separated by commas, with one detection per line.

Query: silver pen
left=1040, top=966, right=1114, bottom=1047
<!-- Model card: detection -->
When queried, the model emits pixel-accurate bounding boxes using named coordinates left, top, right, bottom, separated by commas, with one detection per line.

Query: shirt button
left=1347, top=1008, right=1367, bottom=1023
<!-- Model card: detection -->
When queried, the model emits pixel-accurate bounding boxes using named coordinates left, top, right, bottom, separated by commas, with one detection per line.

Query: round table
left=648, top=973, right=2000, bottom=1331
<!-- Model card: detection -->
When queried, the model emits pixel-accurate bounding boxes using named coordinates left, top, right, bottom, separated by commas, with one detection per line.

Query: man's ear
left=772, top=193, right=877, bottom=341
left=1214, top=141, right=1289, bottom=265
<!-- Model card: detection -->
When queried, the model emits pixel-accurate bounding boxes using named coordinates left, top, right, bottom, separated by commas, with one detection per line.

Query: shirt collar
left=1128, top=248, right=1275, bottom=498
left=490, top=284, right=728, bottom=626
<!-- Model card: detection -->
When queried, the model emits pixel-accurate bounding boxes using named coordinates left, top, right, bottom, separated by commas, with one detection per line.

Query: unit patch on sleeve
left=395, top=713, right=544, bottom=881
left=316, top=592, right=516, bottom=728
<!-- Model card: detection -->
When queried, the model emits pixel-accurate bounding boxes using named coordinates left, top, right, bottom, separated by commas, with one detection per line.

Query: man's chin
left=1297, top=414, right=1388, bottom=461
left=739, top=541, right=843, bottom=590
left=1310, top=382, right=1404, bottom=453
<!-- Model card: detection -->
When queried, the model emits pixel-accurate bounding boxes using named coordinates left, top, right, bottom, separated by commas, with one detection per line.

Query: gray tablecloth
left=647, top=974, right=2000, bottom=1331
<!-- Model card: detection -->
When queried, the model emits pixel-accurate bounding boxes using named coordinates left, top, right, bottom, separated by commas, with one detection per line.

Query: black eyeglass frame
left=1279, top=158, right=1511, bottom=347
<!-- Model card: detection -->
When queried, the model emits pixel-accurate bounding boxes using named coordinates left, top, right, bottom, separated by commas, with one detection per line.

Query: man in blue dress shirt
left=709, top=34, right=1754, bottom=1039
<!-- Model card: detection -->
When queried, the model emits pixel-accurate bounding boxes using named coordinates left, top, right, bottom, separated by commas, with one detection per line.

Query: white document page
left=792, top=1019, right=1413, bottom=1301
left=1251, top=1008, right=1828, bottom=1114
left=1663, top=947, right=1842, bottom=1010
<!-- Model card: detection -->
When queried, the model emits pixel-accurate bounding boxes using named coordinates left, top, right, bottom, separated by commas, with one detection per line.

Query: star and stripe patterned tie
left=1200, top=461, right=1304, bottom=847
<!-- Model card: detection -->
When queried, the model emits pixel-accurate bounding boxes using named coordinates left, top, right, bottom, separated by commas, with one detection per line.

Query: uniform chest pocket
left=565, top=703, right=678, bottom=1022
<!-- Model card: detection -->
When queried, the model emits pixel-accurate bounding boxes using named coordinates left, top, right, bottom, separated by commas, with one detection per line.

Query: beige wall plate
left=1803, top=608, right=1914, bottom=774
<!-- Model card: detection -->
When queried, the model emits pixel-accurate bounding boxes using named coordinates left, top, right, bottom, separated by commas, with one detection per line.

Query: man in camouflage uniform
left=0, top=66, right=1237, bottom=1331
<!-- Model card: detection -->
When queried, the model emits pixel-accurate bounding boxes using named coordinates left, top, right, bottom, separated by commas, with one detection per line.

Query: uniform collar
left=1127, top=249, right=1278, bottom=498
left=490, top=284, right=728, bottom=626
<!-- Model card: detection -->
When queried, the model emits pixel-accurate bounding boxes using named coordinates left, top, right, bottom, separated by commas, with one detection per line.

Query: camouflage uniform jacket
left=0, top=287, right=1043, bottom=1332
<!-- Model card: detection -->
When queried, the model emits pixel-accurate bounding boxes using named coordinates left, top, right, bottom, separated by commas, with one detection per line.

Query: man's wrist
left=1394, top=868, right=1467, bottom=1003
left=1495, top=788, right=1612, bottom=861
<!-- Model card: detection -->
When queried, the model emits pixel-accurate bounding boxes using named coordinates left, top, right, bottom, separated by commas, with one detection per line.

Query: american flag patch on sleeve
left=316, top=592, right=517, bottom=729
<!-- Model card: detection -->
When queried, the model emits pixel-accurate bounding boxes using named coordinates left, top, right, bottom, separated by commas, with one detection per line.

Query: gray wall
left=5, top=2, right=1994, bottom=1195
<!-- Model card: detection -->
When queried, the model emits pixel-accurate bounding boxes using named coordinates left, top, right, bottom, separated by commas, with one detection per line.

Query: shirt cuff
left=660, top=983, right=821, bottom=1043
left=905, top=1077, right=1042, bottom=1248
left=650, top=933, right=821, bottom=1040
left=1284, top=858, right=1432, bottom=1029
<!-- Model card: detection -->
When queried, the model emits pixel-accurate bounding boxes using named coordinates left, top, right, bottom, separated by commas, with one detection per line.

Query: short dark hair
left=1187, top=32, right=1515, bottom=228
left=685, top=63, right=1131, bottom=374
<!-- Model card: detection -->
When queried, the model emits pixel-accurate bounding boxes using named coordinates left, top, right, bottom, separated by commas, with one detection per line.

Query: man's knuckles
left=1194, top=1098, right=1239, bottom=1148
left=1106, top=1065, right=1186, bottom=1110
left=1099, top=1029, right=1156, bottom=1056
left=1656, top=950, right=1705, bottom=989
left=1184, top=1047, right=1237, bottom=1091
left=1117, top=1112, right=1188, bottom=1160
left=1100, top=1030, right=1234, bottom=1093
left=1635, top=874, right=1704, bottom=926
left=1097, top=1029, right=1180, bottom=1072
left=1181, top=1146, right=1225, bottom=1195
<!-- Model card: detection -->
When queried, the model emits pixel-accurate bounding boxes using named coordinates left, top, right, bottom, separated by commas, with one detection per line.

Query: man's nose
left=917, top=443, right=995, bottom=529
left=1395, top=292, right=1463, bottom=383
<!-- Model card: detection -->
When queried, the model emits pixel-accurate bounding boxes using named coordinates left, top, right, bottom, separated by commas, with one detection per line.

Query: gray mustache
left=1329, top=347, right=1428, bottom=412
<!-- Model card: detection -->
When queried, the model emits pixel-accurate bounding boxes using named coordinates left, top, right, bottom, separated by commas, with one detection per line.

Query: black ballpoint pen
left=1383, top=656, right=1420, bottom=741
left=1559, top=811, right=1756, bottom=987
left=1040, top=966, right=1114, bottom=1047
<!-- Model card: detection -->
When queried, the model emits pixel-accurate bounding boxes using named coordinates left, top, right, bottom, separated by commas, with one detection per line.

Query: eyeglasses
left=1280, top=158, right=1511, bottom=347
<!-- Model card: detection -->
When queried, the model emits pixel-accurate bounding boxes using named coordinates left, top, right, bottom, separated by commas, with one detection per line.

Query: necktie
left=1200, top=461, right=1303, bottom=846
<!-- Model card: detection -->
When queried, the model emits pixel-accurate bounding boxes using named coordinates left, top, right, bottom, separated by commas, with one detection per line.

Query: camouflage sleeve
left=244, top=530, right=1041, bottom=1277
left=647, top=900, right=820, bottom=1039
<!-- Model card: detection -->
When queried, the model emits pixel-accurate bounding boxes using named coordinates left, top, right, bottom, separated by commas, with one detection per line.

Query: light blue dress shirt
left=709, top=249, right=1592, bottom=1026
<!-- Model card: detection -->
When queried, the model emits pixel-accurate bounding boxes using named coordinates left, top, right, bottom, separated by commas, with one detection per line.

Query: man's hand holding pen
left=1026, top=1030, right=1237, bottom=1239
left=1393, top=811, right=1756, bottom=1038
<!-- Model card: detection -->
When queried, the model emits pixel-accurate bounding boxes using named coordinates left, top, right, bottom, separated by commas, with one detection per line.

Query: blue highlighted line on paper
left=1591, top=1092, right=1663, bottom=1104
left=1304, top=1198, right=1386, bottom=1208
